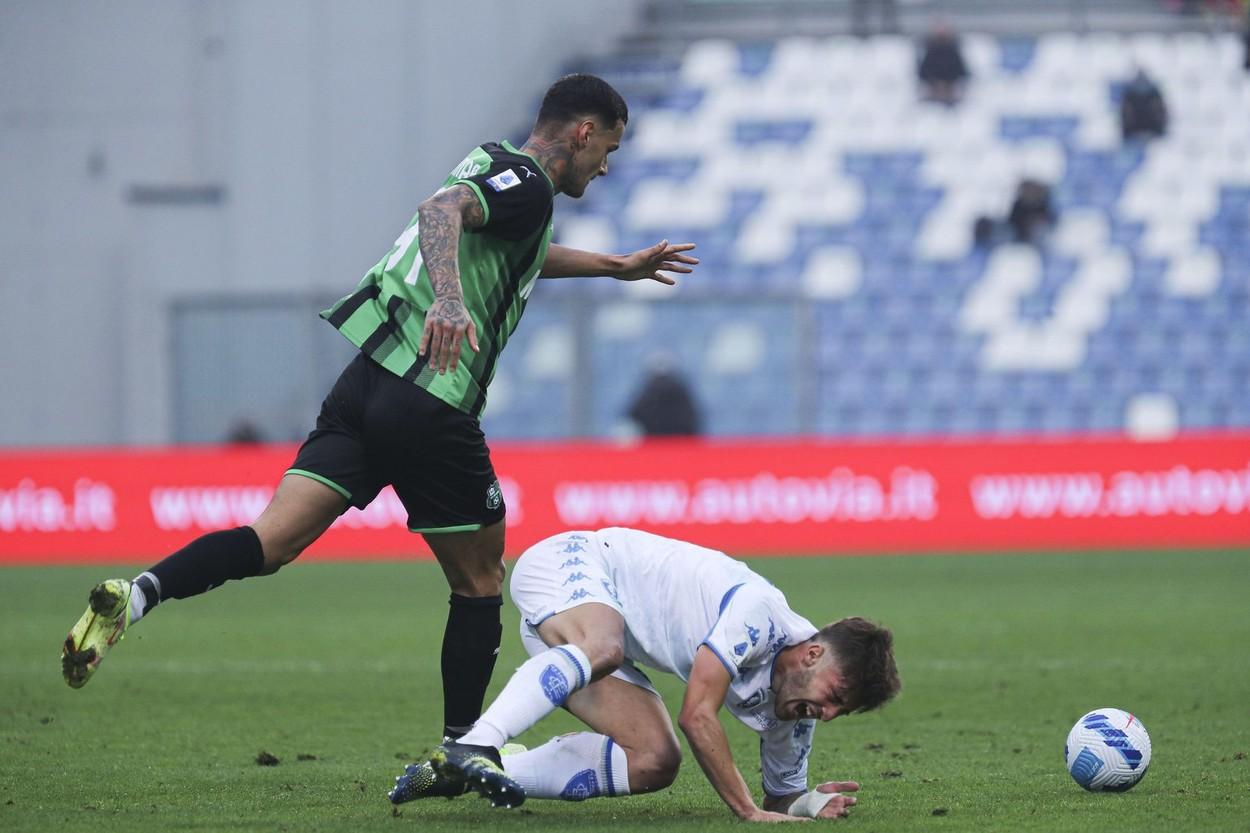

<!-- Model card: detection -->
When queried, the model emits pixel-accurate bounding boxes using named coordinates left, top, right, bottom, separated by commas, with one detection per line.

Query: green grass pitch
left=2, top=549, right=1248, bottom=832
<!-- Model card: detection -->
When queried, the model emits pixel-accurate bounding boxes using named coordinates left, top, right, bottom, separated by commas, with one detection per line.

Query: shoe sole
left=430, top=750, right=525, bottom=809
left=389, top=762, right=467, bottom=804
left=61, top=582, right=128, bottom=689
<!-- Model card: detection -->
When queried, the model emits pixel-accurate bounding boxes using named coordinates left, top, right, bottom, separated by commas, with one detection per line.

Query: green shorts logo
left=486, top=481, right=503, bottom=510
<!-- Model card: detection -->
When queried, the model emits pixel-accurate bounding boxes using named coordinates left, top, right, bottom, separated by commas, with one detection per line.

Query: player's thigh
left=422, top=520, right=506, bottom=597
left=564, top=674, right=682, bottom=792
left=366, top=368, right=507, bottom=588
left=251, top=474, right=348, bottom=571
left=268, top=353, right=390, bottom=569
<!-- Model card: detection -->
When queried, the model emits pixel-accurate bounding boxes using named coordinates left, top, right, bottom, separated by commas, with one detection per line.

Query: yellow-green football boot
left=61, top=580, right=133, bottom=688
left=431, top=741, right=526, bottom=808
left=389, top=743, right=527, bottom=804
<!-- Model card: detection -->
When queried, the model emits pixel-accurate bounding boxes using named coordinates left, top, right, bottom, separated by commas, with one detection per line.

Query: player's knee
left=446, top=558, right=505, bottom=597
left=628, top=743, right=682, bottom=793
left=255, top=532, right=305, bottom=572
left=580, top=639, right=624, bottom=676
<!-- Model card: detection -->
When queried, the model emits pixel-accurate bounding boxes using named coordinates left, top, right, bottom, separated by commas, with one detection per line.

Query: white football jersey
left=519, top=528, right=819, bottom=796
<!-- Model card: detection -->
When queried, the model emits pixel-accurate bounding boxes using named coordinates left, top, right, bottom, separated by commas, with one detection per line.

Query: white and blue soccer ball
left=1065, top=708, right=1152, bottom=792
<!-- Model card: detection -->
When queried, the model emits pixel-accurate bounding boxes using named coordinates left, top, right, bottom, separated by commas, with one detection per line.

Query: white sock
left=458, top=644, right=592, bottom=749
left=127, top=573, right=160, bottom=625
left=503, top=732, right=631, bottom=800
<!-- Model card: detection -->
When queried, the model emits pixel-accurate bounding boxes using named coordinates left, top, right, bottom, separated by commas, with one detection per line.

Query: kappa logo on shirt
left=486, top=168, right=522, bottom=192
left=737, top=688, right=768, bottom=710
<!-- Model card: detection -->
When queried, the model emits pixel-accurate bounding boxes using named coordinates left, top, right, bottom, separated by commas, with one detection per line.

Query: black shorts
left=287, top=353, right=505, bottom=533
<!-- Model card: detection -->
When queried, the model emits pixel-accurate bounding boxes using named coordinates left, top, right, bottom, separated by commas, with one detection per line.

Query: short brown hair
left=535, top=73, right=629, bottom=129
left=816, top=617, right=900, bottom=714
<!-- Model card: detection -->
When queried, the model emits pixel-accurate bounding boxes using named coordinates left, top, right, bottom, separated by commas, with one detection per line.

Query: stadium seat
left=523, top=30, right=1250, bottom=440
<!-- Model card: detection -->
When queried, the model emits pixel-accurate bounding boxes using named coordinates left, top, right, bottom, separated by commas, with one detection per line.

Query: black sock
left=136, top=526, right=266, bottom=613
left=440, top=593, right=503, bottom=740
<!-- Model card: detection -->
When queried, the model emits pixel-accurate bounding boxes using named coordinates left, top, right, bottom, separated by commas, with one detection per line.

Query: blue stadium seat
left=511, top=32, right=1250, bottom=440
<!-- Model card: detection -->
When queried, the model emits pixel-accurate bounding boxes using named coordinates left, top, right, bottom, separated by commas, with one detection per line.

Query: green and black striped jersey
left=322, top=140, right=554, bottom=418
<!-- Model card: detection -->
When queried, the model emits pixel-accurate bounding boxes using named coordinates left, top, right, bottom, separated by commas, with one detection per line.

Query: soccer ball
left=1065, top=708, right=1152, bottom=792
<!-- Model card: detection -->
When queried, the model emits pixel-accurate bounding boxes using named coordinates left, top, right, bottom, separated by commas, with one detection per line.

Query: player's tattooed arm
left=416, top=185, right=484, bottom=374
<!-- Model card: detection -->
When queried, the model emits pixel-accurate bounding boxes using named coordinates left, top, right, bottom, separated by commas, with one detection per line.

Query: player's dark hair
left=535, top=73, right=629, bottom=130
left=816, top=617, right=900, bottom=714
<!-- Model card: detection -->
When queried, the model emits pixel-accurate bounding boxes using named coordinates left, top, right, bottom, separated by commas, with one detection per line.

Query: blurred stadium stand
left=3, top=1, right=1246, bottom=444
left=485, top=4, right=1249, bottom=441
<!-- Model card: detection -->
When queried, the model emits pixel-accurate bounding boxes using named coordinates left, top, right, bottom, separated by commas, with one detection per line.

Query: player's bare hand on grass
left=614, top=239, right=699, bottom=285
left=419, top=296, right=479, bottom=374
left=811, top=782, right=859, bottom=819
left=743, top=808, right=809, bottom=823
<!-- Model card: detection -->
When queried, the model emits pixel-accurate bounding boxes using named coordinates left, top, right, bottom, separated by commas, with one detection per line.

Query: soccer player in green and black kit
left=61, top=74, right=698, bottom=747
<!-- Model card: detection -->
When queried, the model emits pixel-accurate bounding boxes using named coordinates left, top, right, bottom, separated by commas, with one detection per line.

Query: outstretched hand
left=811, top=782, right=859, bottom=820
left=614, top=239, right=699, bottom=285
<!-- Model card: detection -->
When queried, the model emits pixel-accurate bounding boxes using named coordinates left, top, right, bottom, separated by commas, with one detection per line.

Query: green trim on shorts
left=409, top=522, right=484, bottom=534
left=285, top=469, right=352, bottom=501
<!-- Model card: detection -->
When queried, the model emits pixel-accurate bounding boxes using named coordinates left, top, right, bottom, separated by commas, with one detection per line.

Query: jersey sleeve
left=700, top=583, right=781, bottom=678
left=453, top=159, right=550, bottom=242
left=759, top=719, right=814, bottom=798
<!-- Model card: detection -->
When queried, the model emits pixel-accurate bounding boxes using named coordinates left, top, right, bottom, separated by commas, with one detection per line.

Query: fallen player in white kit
left=389, top=527, right=900, bottom=822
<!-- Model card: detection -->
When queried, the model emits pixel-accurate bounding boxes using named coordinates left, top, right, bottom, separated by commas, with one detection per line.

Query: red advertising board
left=1, top=433, right=1248, bottom=563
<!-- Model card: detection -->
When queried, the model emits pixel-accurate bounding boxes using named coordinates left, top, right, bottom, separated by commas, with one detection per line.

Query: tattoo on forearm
left=417, top=185, right=483, bottom=344
left=418, top=186, right=482, bottom=301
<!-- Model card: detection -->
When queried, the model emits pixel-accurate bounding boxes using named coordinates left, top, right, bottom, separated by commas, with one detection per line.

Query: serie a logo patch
left=486, top=169, right=521, bottom=192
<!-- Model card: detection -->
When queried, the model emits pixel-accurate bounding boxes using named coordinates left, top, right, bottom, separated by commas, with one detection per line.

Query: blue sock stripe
left=553, top=646, right=587, bottom=690
left=604, top=737, right=617, bottom=798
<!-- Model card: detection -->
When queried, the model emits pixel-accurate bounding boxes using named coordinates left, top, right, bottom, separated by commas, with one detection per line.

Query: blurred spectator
left=224, top=418, right=265, bottom=444
left=972, top=215, right=1001, bottom=249
left=851, top=0, right=899, bottom=37
left=1119, top=69, right=1168, bottom=141
left=917, top=22, right=970, bottom=106
left=1007, top=179, right=1056, bottom=246
left=625, top=356, right=702, bottom=438
left=1243, top=7, right=1249, bottom=71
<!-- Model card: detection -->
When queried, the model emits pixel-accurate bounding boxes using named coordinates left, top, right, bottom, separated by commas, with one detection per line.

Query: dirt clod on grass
left=255, top=751, right=280, bottom=766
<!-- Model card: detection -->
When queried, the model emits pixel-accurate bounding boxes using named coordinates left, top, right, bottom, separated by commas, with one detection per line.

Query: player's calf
left=624, top=742, right=682, bottom=793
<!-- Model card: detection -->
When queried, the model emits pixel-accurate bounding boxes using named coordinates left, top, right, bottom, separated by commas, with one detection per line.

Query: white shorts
left=510, top=531, right=658, bottom=696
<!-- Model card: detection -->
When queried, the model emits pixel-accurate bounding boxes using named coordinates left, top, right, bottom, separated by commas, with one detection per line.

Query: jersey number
left=386, top=222, right=424, bottom=285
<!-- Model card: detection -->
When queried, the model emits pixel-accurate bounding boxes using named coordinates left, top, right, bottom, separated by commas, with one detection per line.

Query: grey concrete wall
left=0, top=0, right=641, bottom=445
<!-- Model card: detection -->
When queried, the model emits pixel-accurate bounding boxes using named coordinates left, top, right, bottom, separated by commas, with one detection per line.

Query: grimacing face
left=773, top=646, right=848, bottom=723
left=565, top=118, right=624, bottom=198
